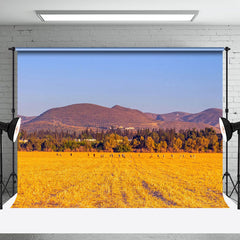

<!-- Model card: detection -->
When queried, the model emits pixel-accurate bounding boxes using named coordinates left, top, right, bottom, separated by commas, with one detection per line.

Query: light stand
left=220, top=117, right=240, bottom=209
left=222, top=47, right=237, bottom=197
left=0, top=117, right=21, bottom=209
left=238, top=130, right=240, bottom=209
left=3, top=47, right=18, bottom=198
left=0, top=130, right=9, bottom=209
left=0, top=129, right=2, bottom=209
left=0, top=130, right=9, bottom=208
left=229, top=130, right=240, bottom=208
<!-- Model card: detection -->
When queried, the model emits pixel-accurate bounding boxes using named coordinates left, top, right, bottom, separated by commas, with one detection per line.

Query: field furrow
left=12, top=152, right=228, bottom=208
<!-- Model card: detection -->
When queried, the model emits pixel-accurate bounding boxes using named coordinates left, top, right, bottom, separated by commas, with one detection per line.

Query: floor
left=0, top=194, right=239, bottom=233
left=0, top=234, right=240, bottom=240
left=2, top=193, right=10, bottom=205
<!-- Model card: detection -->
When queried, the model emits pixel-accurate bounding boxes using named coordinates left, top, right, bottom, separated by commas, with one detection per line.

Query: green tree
left=41, top=140, right=52, bottom=151
left=173, top=138, right=182, bottom=152
left=103, top=133, right=121, bottom=151
left=25, top=141, right=33, bottom=151
left=209, top=135, right=219, bottom=152
left=32, top=140, right=41, bottom=151
left=132, top=138, right=140, bottom=148
left=196, top=136, right=209, bottom=152
left=184, top=138, right=196, bottom=152
left=151, top=132, right=159, bottom=143
left=158, top=141, right=168, bottom=152
left=145, top=136, right=155, bottom=152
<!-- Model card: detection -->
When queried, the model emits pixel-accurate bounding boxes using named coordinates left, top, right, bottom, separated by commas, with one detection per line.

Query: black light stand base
left=0, top=130, right=2, bottom=209
left=223, top=172, right=238, bottom=197
left=2, top=172, right=17, bottom=197
left=1, top=181, right=10, bottom=197
left=229, top=130, right=240, bottom=209
left=230, top=181, right=240, bottom=209
left=236, top=130, right=240, bottom=209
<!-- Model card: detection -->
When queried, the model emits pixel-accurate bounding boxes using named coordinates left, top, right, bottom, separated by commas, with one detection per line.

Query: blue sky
left=18, top=51, right=222, bottom=116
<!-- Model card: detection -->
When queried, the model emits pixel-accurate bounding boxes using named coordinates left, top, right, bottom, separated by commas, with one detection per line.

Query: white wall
left=0, top=24, right=239, bottom=200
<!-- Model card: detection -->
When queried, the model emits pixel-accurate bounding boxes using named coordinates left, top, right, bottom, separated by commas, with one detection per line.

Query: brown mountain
left=18, top=115, right=36, bottom=124
left=182, top=108, right=222, bottom=127
left=156, top=121, right=218, bottom=132
left=146, top=111, right=190, bottom=122
left=21, top=104, right=221, bottom=133
left=22, top=103, right=159, bottom=132
left=146, top=108, right=222, bottom=128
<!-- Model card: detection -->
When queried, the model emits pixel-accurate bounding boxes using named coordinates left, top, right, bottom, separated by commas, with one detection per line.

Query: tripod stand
left=2, top=47, right=18, bottom=198
left=0, top=130, right=2, bottom=209
left=2, top=171, right=17, bottom=197
left=222, top=141, right=238, bottom=197
left=0, top=130, right=11, bottom=209
left=222, top=47, right=237, bottom=197
left=228, top=130, right=240, bottom=209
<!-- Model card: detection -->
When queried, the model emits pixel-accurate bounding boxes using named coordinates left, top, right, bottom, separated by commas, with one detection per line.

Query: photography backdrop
left=13, top=47, right=227, bottom=208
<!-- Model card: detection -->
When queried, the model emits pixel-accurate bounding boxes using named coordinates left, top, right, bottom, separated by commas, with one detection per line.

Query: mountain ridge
left=145, top=108, right=221, bottom=128
left=20, top=103, right=222, bottom=133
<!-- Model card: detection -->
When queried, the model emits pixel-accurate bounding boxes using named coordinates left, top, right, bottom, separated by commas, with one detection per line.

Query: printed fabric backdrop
left=12, top=49, right=228, bottom=208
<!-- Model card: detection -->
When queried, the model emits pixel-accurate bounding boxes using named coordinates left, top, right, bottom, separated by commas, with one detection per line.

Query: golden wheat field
left=12, top=152, right=228, bottom=208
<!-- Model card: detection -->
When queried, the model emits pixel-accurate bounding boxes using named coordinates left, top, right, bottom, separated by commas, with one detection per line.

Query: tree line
left=18, top=128, right=222, bottom=152
left=18, top=127, right=222, bottom=153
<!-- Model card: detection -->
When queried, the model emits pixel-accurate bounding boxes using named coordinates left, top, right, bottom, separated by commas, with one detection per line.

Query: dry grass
left=12, top=152, right=228, bottom=208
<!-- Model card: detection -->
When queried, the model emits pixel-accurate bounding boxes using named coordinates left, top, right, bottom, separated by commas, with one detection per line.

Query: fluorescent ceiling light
left=36, top=11, right=198, bottom=22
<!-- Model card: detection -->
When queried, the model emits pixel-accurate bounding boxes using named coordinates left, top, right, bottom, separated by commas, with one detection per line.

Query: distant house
left=84, top=139, right=97, bottom=142
left=125, top=127, right=135, bottom=130
left=74, top=139, right=81, bottom=142
left=74, top=138, right=96, bottom=142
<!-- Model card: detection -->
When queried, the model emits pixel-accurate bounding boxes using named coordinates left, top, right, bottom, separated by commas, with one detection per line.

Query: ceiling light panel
left=36, top=11, right=198, bottom=22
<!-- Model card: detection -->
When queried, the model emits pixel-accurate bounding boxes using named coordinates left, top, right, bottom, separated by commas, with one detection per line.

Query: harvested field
left=12, top=152, right=228, bottom=208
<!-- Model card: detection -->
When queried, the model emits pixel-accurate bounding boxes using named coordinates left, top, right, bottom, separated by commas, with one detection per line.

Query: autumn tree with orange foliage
left=18, top=127, right=222, bottom=153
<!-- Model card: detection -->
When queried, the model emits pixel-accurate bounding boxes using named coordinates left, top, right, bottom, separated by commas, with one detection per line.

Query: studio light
left=219, top=117, right=240, bottom=142
left=219, top=117, right=240, bottom=209
left=0, top=117, right=21, bottom=143
left=0, top=117, right=21, bottom=209
left=36, top=10, right=198, bottom=23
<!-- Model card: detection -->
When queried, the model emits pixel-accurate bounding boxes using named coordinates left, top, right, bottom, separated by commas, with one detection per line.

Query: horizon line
left=18, top=102, right=222, bottom=117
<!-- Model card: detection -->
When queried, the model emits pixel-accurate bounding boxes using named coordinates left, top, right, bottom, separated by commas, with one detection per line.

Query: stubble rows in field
left=12, top=152, right=228, bottom=208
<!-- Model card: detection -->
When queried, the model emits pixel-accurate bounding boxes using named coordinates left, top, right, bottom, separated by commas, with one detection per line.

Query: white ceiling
left=1, top=0, right=240, bottom=25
